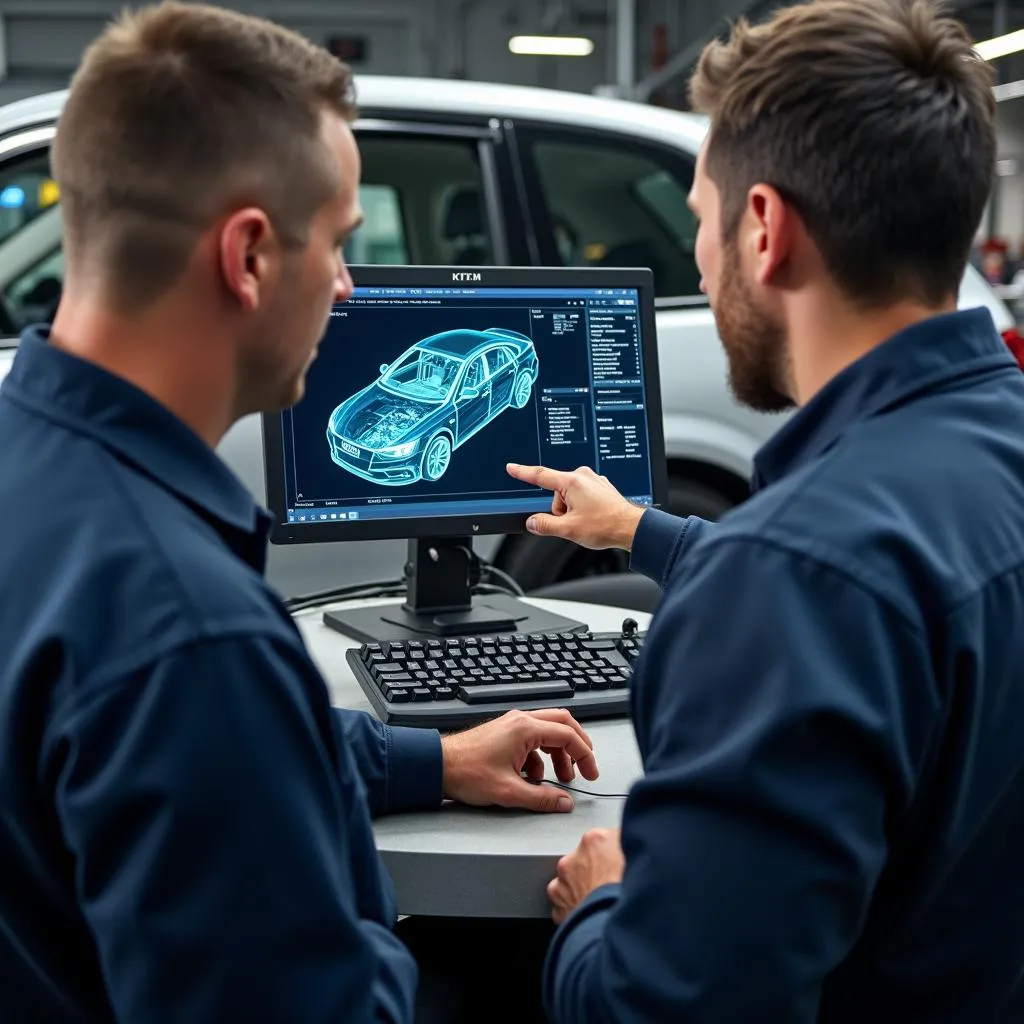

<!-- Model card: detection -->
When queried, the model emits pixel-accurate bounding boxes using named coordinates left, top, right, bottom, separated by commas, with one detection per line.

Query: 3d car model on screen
left=326, top=327, right=539, bottom=485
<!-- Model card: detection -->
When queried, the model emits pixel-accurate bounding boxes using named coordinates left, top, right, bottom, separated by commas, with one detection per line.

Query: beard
left=713, top=240, right=794, bottom=414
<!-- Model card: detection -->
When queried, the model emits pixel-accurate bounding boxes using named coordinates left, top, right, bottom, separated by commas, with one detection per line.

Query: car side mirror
left=379, top=363, right=389, bottom=374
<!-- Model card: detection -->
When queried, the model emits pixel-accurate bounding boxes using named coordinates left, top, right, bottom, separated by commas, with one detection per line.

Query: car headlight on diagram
left=377, top=440, right=418, bottom=458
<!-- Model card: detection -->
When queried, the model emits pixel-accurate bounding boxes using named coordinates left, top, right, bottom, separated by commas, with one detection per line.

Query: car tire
left=495, top=475, right=736, bottom=590
left=512, top=372, right=533, bottom=409
left=665, top=478, right=735, bottom=520
left=421, top=434, right=452, bottom=481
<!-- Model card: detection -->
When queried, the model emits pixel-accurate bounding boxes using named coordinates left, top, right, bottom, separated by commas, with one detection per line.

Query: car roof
left=0, top=76, right=710, bottom=153
left=417, top=330, right=495, bottom=359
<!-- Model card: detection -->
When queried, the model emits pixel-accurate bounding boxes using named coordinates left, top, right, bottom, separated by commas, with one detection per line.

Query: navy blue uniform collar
left=753, top=308, right=1016, bottom=490
left=4, top=326, right=265, bottom=538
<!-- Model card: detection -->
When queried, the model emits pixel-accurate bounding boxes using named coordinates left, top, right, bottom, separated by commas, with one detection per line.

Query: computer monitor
left=262, top=265, right=668, bottom=643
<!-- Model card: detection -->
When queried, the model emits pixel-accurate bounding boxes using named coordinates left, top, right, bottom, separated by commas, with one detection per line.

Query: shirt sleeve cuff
left=629, top=508, right=691, bottom=585
left=384, top=725, right=444, bottom=814
left=543, top=883, right=622, bottom=1014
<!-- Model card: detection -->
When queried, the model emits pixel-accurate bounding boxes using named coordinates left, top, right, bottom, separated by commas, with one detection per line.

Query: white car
left=0, top=77, right=1013, bottom=597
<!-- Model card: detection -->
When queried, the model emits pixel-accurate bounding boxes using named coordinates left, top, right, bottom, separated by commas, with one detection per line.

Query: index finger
left=520, top=707, right=594, bottom=750
left=521, top=720, right=600, bottom=779
left=506, top=462, right=573, bottom=494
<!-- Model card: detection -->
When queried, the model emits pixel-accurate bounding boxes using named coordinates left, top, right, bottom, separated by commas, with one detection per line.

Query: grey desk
left=295, top=596, right=649, bottom=919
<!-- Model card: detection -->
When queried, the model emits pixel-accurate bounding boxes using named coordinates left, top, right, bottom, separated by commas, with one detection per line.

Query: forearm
left=543, top=886, right=621, bottom=1024
left=334, top=709, right=443, bottom=817
left=628, top=509, right=715, bottom=585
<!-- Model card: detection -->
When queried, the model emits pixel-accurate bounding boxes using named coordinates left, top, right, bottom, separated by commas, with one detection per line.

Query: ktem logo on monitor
left=325, top=327, right=538, bottom=486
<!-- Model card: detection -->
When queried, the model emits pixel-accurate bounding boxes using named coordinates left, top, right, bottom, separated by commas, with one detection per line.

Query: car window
left=0, top=152, right=58, bottom=248
left=462, top=355, right=486, bottom=391
left=381, top=347, right=460, bottom=402
left=6, top=245, right=63, bottom=330
left=349, top=133, right=495, bottom=267
left=0, top=149, right=63, bottom=336
left=486, top=346, right=512, bottom=375
left=344, top=184, right=408, bottom=264
left=522, top=129, right=702, bottom=300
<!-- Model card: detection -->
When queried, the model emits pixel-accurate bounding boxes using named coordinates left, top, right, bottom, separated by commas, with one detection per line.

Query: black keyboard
left=346, top=628, right=646, bottom=728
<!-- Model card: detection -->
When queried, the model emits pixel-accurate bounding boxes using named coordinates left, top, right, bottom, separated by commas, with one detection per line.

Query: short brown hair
left=689, top=0, right=995, bottom=308
left=51, top=1, right=356, bottom=311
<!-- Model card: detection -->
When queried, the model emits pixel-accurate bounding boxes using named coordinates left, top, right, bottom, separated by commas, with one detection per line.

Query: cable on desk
left=525, top=777, right=631, bottom=799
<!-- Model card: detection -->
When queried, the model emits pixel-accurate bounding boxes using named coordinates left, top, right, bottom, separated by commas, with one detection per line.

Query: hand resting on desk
left=441, top=708, right=599, bottom=814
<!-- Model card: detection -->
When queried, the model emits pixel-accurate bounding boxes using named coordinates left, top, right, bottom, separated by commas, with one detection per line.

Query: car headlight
left=378, top=441, right=417, bottom=458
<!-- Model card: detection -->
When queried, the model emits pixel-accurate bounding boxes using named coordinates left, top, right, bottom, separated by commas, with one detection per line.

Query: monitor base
left=323, top=593, right=588, bottom=645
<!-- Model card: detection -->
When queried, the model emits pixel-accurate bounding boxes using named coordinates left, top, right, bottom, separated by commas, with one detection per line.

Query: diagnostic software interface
left=277, top=283, right=658, bottom=526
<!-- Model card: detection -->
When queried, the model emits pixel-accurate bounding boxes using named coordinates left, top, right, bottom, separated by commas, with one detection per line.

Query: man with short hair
left=0, top=4, right=598, bottom=1021
left=506, top=1, right=1024, bottom=1020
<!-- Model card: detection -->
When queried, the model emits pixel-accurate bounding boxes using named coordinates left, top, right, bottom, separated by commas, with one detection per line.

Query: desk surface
left=296, top=596, right=649, bottom=918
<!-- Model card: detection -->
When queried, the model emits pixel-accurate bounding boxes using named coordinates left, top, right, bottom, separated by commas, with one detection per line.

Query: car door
left=453, top=353, right=490, bottom=442
left=486, top=344, right=516, bottom=410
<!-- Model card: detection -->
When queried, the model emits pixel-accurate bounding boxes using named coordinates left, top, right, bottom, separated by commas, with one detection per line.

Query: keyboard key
left=435, top=686, right=456, bottom=700
left=411, top=687, right=433, bottom=702
left=376, top=662, right=405, bottom=675
left=380, top=672, right=415, bottom=684
left=457, top=680, right=575, bottom=704
left=387, top=688, right=412, bottom=702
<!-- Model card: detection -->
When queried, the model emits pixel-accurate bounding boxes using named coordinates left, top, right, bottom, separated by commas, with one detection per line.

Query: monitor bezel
left=262, top=264, right=669, bottom=545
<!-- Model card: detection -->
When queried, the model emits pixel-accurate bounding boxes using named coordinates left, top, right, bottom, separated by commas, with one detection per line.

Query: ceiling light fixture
left=976, top=28, right=1024, bottom=61
left=993, top=78, right=1024, bottom=101
left=508, top=35, right=595, bottom=57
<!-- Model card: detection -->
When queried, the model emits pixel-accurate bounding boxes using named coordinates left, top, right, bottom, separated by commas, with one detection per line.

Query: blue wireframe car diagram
left=326, top=327, right=539, bottom=485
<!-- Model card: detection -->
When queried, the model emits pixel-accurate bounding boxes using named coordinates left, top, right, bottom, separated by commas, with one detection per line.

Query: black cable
left=283, top=555, right=522, bottom=613
left=526, top=777, right=630, bottom=799
left=285, top=580, right=406, bottom=613
left=482, top=563, right=525, bottom=597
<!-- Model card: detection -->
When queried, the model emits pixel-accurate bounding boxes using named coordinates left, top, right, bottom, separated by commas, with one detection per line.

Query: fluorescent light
left=997, top=158, right=1020, bottom=177
left=508, top=35, right=594, bottom=57
left=976, top=29, right=1024, bottom=61
left=994, top=78, right=1024, bottom=101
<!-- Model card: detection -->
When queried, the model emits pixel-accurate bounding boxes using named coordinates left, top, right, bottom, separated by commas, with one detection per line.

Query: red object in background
left=651, top=24, right=668, bottom=70
left=981, top=238, right=1010, bottom=286
left=1001, top=327, right=1024, bottom=369
left=649, top=24, right=669, bottom=107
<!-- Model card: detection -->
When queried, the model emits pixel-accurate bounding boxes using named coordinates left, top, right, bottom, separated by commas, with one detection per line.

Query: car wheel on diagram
left=422, top=433, right=452, bottom=481
left=512, top=372, right=533, bottom=409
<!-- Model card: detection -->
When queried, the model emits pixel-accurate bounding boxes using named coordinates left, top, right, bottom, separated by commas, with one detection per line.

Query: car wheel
left=494, top=475, right=736, bottom=590
left=512, top=372, right=533, bottom=409
left=666, top=479, right=735, bottom=520
left=422, top=434, right=452, bottom=481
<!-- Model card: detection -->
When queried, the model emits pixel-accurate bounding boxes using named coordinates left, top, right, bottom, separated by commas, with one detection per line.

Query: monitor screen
left=263, top=266, right=667, bottom=544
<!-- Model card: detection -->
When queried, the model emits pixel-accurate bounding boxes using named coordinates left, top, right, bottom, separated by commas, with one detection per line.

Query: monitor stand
left=322, top=537, right=588, bottom=644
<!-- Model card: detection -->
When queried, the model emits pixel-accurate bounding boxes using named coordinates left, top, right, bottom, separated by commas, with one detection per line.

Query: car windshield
left=380, top=347, right=462, bottom=402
